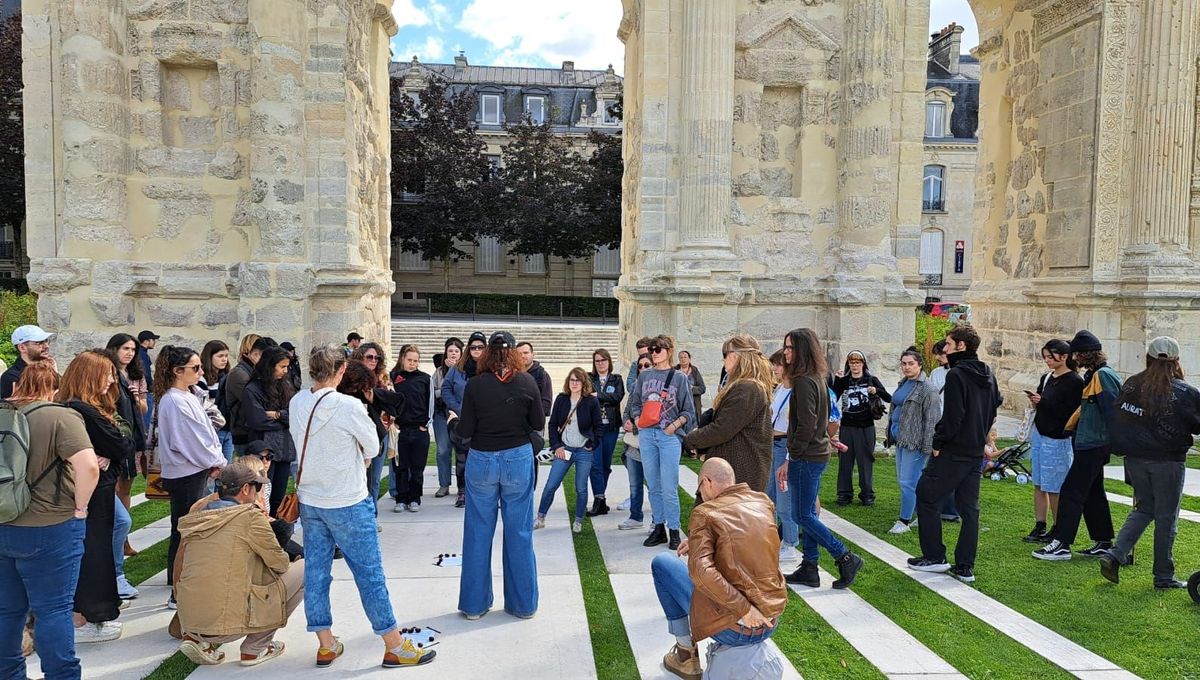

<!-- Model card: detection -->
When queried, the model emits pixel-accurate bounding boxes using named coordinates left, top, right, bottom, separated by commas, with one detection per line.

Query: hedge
left=416, top=293, right=618, bottom=319
left=0, top=291, right=38, bottom=366
left=914, top=312, right=954, bottom=373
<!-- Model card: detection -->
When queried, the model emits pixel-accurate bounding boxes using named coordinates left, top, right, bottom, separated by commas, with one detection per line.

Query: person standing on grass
left=776, top=328, right=864, bottom=590
left=767, top=350, right=800, bottom=563
left=226, top=335, right=271, bottom=455
left=443, top=331, right=485, bottom=509
left=676, top=350, right=706, bottom=418
left=198, top=340, right=234, bottom=463
left=1023, top=339, right=1083, bottom=544
left=587, top=349, right=625, bottom=518
left=618, top=356, right=655, bottom=531
left=104, top=334, right=148, bottom=566
left=0, top=363, right=100, bottom=680
left=1033, top=330, right=1119, bottom=562
left=136, top=331, right=159, bottom=432
left=1099, top=336, right=1200, bottom=590
left=536, top=368, right=602, bottom=533
left=831, top=350, right=891, bottom=506
left=432, top=338, right=465, bottom=499
left=884, top=347, right=942, bottom=535
left=389, top=345, right=435, bottom=513
left=908, top=324, right=1002, bottom=583
left=625, top=335, right=697, bottom=551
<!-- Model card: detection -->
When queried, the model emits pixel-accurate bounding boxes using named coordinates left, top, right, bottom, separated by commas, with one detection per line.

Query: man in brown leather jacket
left=651, top=459, right=787, bottom=680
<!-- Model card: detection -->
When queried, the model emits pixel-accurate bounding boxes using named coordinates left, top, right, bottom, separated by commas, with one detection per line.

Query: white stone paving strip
left=813, top=508, right=1141, bottom=680
left=675, top=465, right=967, bottom=680
left=1104, top=464, right=1200, bottom=497
left=1106, top=492, right=1200, bottom=523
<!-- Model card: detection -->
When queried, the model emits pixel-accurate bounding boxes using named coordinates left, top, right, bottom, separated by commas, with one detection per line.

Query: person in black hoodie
left=908, top=324, right=1002, bottom=583
left=1100, top=336, right=1200, bottom=590
left=516, top=342, right=554, bottom=417
left=831, top=350, right=891, bottom=505
left=389, top=344, right=435, bottom=512
left=587, top=349, right=625, bottom=517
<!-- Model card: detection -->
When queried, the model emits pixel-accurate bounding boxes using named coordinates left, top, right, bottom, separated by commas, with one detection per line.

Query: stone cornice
left=373, top=1, right=399, bottom=37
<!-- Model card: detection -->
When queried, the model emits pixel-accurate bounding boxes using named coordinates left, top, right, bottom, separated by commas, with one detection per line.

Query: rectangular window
left=520, top=254, right=546, bottom=274
left=601, top=100, right=618, bottom=125
left=481, top=94, right=501, bottom=125
left=923, top=165, right=945, bottom=212
left=0, top=225, right=13, bottom=259
left=526, top=96, right=546, bottom=124
left=485, top=154, right=501, bottom=180
left=920, top=230, right=944, bottom=275
left=395, top=249, right=430, bottom=272
left=593, top=245, right=620, bottom=275
left=476, top=236, right=503, bottom=273
left=925, top=102, right=946, bottom=138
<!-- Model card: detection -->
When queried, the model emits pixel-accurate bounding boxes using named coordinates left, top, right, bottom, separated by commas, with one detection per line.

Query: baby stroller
left=985, top=440, right=1033, bottom=485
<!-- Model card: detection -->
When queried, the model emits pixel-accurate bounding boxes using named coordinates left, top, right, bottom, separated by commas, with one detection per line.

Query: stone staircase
left=389, top=320, right=622, bottom=366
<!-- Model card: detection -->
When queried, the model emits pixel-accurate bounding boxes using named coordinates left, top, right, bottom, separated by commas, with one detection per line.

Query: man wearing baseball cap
left=174, top=461, right=304, bottom=666
left=137, top=330, right=161, bottom=430
left=1, top=325, right=54, bottom=399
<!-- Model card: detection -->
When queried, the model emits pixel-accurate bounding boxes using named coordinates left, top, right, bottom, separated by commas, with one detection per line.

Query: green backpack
left=0, top=400, right=63, bottom=523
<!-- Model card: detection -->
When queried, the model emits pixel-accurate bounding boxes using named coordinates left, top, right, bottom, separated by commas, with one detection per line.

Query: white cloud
left=400, top=36, right=447, bottom=62
left=458, top=0, right=624, bottom=72
left=929, top=0, right=978, bottom=50
left=392, top=0, right=431, bottom=30
left=427, top=0, right=453, bottom=29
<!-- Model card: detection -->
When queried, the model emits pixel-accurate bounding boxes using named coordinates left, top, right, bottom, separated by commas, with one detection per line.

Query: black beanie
left=1069, top=330, right=1102, bottom=353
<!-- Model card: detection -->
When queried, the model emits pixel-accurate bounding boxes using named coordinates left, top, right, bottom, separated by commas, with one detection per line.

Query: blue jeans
left=789, top=459, right=848, bottom=563
left=641, top=427, right=682, bottom=530
left=460, top=445, right=538, bottom=618
left=0, top=519, right=86, bottom=680
left=626, top=454, right=645, bottom=523
left=299, top=498, right=397, bottom=635
left=113, top=496, right=132, bottom=577
left=766, top=440, right=799, bottom=546
left=368, top=437, right=386, bottom=512
left=896, top=447, right=930, bottom=522
left=589, top=430, right=620, bottom=498
left=537, top=447, right=593, bottom=519
left=651, top=553, right=774, bottom=646
left=433, top=412, right=453, bottom=489
left=217, top=430, right=234, bottom=464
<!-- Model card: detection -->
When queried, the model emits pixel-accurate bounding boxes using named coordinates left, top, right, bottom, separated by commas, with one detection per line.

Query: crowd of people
left=1, top=318, right=1197, bottom=680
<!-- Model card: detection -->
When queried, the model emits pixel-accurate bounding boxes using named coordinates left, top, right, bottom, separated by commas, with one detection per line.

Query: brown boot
left=124, top=541, right=138, bottom=557
left=663, top=643, right=701, bottom=680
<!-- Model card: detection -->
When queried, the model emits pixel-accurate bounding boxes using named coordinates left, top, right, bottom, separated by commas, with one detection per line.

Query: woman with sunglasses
left=586, top=349, right=625, bottom=517
left=625, top=335, right=697, bottom=550
left=431, top=338, right=465, bottom=498
left=443, top=331, right=486, bottom=508
left=389, top=344, right=434, bottom=512
left=103, top=334, right=148, bottom=566
left=536, top=367, right=603, bottom=533
left=243, top=346, right=298, bottom=517
left=353, top=343, right=393, bottom=515
left=676, top=350, right=706, bottom=418
left=154, top=346, right=226, bottom=608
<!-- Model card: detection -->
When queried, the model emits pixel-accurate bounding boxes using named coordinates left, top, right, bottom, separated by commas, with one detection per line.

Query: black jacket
left=1111, top=377, right=1200, bottom=462
left=832, top=372, right=891, bottom=428
left=0, top=357, right=26, bottom=400
left=389, top=369, right=433, bottom=429
left=449, top=371, right=546, bottom=452
left=115, top=373, right=147, bottom=455
left=527, top=362, right=553, bottom=416
left=1033, top=371, right=1084, bottom=439
left=65, top=400, right=135, bottom=483
left=590, top=373, right=625, bottom=432
left=243, top=379, right=297, bottom=463
left=225, top=360, right=254, bottom=444
left=548, top=393, right=603, bottom=451
left=931, top=350, right=1003, bottom=459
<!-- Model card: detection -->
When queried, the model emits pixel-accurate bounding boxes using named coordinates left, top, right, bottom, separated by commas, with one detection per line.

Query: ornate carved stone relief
left=1031, top=0, right=1103, bottom=47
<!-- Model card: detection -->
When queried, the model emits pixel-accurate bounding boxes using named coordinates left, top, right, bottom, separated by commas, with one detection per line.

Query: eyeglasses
left=649, top=346, right=666, bottom=354
left=469, top=345, right=485, bottom=352
left=638, top=363, right=652, bottom=369
left=363, top=354, right=380, bottom=361
left=181, top=364, right=202, bottom=373
left=595, top=357, right=609, bottom=363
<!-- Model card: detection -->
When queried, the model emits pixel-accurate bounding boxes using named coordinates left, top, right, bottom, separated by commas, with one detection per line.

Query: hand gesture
left=867, top=386, right=877, bottom=395
left=554, top=447, right=568, bottom=460
left=1028, top=393, right=1041, bottom=406
left=738, top=605, right=772, bottom=629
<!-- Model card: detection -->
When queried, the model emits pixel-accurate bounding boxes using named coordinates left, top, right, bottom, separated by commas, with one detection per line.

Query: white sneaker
left=616, top=498, right=631, bottom=511
left=778, top=544, right=800, bottom=563
left=617, top=518, right=644, bottom=531
left=75, top=622, right=122, bottom=643
left=572, top=520, right=582, bottom=534
left=407, top=502, right=420, bottom=513
left=116, top=574, right=138, bottom=600
left=888, top=520, right=911, bottom=534
left=533, top=515, right=545, bottom=530
left=166, top=595, right=178, bottom=610
left=393, top=501, right=406, bottom=513
left=377, top=523, right=383, bottom=533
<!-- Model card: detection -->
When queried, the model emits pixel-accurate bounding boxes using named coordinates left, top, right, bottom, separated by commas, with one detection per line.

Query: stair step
left=389, top=321, right=622, bottom=368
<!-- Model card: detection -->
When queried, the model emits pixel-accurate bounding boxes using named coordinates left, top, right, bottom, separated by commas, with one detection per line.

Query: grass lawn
left=1105, top=477, right=1200, bottom=515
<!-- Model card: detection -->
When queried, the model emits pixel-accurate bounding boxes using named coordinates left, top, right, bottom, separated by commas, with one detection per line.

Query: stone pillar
left=1127, top=0, right=1198, bottom=256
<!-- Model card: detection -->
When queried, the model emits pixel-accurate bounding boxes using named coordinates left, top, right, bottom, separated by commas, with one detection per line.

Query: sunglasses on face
left=638, top=362, right=652, bottom=369
left=363, top=354, right=380, bottom=361
left=469, top=345, right=485, bottom=351
left=569, top=377, right=582, bottom=383
left=180, top=364, right=202, bottom=373
left=649, top=346, right=666, bottom=354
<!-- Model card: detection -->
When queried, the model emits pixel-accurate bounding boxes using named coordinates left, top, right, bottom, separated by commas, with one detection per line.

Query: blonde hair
left=714, top=334, right=773, bottom=410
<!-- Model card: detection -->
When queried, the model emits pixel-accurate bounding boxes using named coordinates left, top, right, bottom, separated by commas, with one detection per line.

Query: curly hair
left=152, top=346, right=199, bottom=400
left=561, top=367, right=595, bottom=396
left=337, top=360, right=378, bottom=400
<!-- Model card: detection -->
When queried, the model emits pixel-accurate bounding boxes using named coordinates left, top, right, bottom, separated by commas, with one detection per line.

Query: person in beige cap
left=173, top=461, right=305, bottom=666
left=1100, top=336, right=1200, bottom=590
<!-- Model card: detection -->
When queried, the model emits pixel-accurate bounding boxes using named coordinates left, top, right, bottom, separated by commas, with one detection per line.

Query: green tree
left=577, top=130, right=622, bottom=251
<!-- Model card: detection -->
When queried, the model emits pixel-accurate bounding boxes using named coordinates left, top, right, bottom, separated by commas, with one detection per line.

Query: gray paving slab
left=1104, top=463, right=1200, bottom=497
left=1106, top=492, right=1200, bottom=523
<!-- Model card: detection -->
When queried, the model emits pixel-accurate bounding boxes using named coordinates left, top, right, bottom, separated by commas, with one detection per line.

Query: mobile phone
left=1023, top=390, right=1036, bottom=397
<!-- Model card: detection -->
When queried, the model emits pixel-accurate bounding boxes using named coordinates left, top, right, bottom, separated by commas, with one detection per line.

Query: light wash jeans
left=112, top=496, right=134, bottom=595
left=299, top=497, right=398, bottom=635
left=789, top=459, right=848, bottom=564
left=460, top=444, right=538, bottom=618
left=895, top=446, right=930, bottom=522
left=433, top=412, right=453, bottom=489
left=217, top=430, right=234, bottom=464
left=651, top=553, right=775, bottom=646
left=766, top=439, right=799, bottom=546
left=538, top=447, right=593, bottom=519
left=641, top=427, right=682, bottom=530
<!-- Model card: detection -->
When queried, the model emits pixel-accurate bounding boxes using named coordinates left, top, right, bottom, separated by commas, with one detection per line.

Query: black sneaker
left=832, top=552, right=863, bottom=589
left=785, top=561, right=820, bottom=587
left=835, top=498, right=852, bottom=506
left=333, top=547, right=344, bottom=560
left=1078, top=541, right=1112, bottom=558
left=906, top=556, right=951, bottom=573
left=586, top=497, right=609, bottom=517
left=1154, top=579, right=1187, bottom=590
left=454, top=492, right=465, bottom=509
left=949, top=565, right=975, bottom=583
left=667, top=529, right=681, bottom=551
left=1032, top=539, right=1071, bottom=561
left=1022, top=525, right=1049, bottom=543
left=1099, top=553, right=1120, bottom=584
left=643, top=524, right=668, bottom=547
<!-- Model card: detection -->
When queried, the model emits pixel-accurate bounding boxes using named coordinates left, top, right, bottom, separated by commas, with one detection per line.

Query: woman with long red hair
left=59, top=350, right=137, bottom=643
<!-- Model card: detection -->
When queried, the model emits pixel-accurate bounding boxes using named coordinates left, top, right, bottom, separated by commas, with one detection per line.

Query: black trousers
left=267, top=459, right=292, bottom=518
left=75, top=480, right=120, bottom=623
left=1051, top=446, right=1114, bottom=546
left=837, top=424, right=876, bottom=502
left=392, top=428, right=431, bottom=504
left=454, top=441, right=469, bottom=490
left=916, top=454, right=982, bottom=568
left=163, top=470, right=210, bottom=586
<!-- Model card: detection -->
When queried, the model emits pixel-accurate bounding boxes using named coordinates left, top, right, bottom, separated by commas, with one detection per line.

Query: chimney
left=454, top=51, right=468, bottom=68
left=928, top=23, right=964, bottom=76
left=562, top=60, right=575, bottom=72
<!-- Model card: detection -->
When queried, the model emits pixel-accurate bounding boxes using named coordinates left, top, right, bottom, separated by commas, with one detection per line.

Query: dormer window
left=925, top=101, right=946, bottom=138
left=525, top=96, right=546, bottom=124
left=600, top=99, right=618, bottom=125
left=481, top=94, right=501, bottom=125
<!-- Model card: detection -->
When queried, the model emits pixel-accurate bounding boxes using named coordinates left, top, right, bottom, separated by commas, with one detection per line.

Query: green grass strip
left=1105, top=476, right=1200, bottom=515
left=141, top=651, right=195, bottom=680
left=125, top=538, right=170, bottom=587
left=562, top=468, right=640, bottom=680
left=130, top=498, right=171, bottom=532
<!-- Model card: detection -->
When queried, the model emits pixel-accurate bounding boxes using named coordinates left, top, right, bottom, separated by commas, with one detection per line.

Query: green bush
left=914, top=312, right=954, bottom=372
left=0, top=291, right=38, bottom=366
left=420, top=293, right=618, bottom=320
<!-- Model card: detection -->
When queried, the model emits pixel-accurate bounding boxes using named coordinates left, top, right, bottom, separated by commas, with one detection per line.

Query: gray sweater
left=886, top=374, right=942, bottom=455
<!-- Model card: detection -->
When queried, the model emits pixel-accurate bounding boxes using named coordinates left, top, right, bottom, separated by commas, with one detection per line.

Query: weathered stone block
left=151, top=23, right=225, bottom=65
left=26, top=258, right=92, bottom=295
left=208, top=147, right=244, bottom=179
left=201, top=302, right=239, bottom=328
left=141, top=301, right=196, bottom=327
left=190, top=0, right=249, bottom=24
left=274, top=179, right=304, bottom=204
left=63, top=176, right=127, bottom=222
left=237, top=262, right=272, bottom=297
left=37, top=295, right=73, bottom=330
left=89, top=295, right=135, bottom=326
left=127, top=0, right=188, bottom=21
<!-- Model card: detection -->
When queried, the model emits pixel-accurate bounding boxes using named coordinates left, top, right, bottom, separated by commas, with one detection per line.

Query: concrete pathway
left=1104, top=463, right=1200, bottom=497
left=1105, top=492, right=1200, bottom=523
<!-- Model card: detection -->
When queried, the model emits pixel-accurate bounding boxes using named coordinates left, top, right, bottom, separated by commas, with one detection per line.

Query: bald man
left=650, top=459, right=788, bottom=680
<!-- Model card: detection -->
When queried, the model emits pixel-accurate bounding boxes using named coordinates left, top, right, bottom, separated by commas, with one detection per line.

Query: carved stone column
left=1127, top=0, right=1198, bottom=256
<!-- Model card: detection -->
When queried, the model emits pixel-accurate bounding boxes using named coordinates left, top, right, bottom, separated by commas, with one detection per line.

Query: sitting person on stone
left=173, top=461, right=305, bottom=667
left=651, top=458, right=788, bottom=680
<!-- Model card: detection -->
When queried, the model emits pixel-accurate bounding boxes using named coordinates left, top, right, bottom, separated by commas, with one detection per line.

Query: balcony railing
left=922, top=198, right=945, bottom=212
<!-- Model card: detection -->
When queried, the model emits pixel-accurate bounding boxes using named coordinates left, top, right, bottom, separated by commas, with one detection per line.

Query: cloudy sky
left=390, top=0, right=978, bottom=72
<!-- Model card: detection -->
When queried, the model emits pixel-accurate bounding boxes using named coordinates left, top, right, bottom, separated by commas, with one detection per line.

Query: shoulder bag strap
left=295, top=390, right=333, bottom=487
left=558, top=399, right=582, bottom=433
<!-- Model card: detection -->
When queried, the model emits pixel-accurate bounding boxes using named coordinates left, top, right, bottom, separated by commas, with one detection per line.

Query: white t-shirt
left=289, top=388, right=379, bottom=509
left=929, top=366, right=949, bottom=410
left=770, top=385, right=793, bottom=434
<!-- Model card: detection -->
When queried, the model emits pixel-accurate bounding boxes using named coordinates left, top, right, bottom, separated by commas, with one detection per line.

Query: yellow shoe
left=382, top=638, right=436, bottom=668
left=316, top=639, right=344, bottom=668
